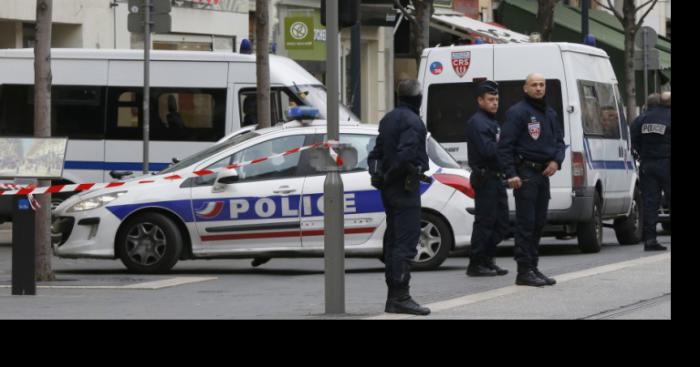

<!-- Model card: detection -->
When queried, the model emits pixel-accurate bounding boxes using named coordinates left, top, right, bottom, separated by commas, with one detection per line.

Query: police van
left=418, top=43, right=641, bottom=253
left=0, top=48, right=358, bottom=222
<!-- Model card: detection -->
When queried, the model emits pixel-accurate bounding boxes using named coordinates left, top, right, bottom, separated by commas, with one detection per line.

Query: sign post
left=634, top=26, right=659, bottom=97
left=0, top=137, right=68, bottom=295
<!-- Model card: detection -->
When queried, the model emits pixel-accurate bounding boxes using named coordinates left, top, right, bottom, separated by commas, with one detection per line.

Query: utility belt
left=473, top=167, right=505, bottom=179
left=516, top=156, right=546, bottom=172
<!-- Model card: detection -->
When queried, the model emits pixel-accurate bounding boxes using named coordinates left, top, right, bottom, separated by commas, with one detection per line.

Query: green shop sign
left=285, top=16, right=314, bottom=50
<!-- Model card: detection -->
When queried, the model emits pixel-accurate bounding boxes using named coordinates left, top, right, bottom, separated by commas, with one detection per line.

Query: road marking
left=367, top=253, right=670, bottom=320
left=0, top=276, right=218, bottom=290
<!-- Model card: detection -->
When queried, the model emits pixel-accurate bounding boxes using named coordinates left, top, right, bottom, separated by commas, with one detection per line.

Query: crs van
left=418, top=43, right=641, bottom=253
left=0, top=48, right=358, bottom=222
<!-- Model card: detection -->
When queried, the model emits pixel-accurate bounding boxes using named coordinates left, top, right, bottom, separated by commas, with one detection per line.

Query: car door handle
left=273, top=186, right=297, bottom=194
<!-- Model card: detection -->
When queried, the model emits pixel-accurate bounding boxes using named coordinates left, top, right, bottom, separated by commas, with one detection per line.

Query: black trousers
left=640, top=158, right=671, bottom=242
left=469, top=171, right=509, bottom=265
left=381, top=184, right=421, bottom=289
left=513, top=167, right=550, bottom=272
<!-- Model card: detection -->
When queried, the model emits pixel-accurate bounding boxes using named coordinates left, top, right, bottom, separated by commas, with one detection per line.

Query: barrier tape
left=0, top=141, right=343, bottom=201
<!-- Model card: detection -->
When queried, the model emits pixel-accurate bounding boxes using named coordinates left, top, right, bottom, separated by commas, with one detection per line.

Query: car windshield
left=158, top=131, right=260, bottom=175
left=289, top=84, right=361, bottom=123
left=427, top=136, right=462, bottom=169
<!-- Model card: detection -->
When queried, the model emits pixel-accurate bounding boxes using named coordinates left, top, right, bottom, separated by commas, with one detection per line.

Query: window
left=427, top=136, right=461, bottom=168
left=107, top=87, right=226, bottom=142
left=238, top=88, right=305, bottom=128
left=0, top=85, right=106, bottom=139
left=0, top=85, right=34, bottom=136
left=307, top=133, right=376, bottom=176
left=578, top=81, right=621, bottom=139
left=206, top=134, right=307, bottom=183
left=427, top=79, right=564, bottom=143
left=51, top=86, right=106, bottom=139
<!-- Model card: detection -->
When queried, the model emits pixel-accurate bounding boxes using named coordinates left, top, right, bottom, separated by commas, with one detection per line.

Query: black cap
left=476, top=80, right=499, bottom=97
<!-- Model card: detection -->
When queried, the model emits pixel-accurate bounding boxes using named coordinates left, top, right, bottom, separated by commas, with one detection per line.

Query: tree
left=34, top=0, right=55, bottom=281
left=537, top=0, right=560, bottom=41
left=595, top=0, right=659, bottom=121
left=255, top=0, right=271, bottom=129
left=394, top=0, right=434, bottom=68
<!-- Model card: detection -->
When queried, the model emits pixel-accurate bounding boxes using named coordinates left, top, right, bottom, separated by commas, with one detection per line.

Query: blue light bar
left=287, top=106, right=320, bottom=121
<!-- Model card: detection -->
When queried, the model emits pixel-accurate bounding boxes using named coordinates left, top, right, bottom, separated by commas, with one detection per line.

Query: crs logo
left=430, top=62, right=444, bottom=75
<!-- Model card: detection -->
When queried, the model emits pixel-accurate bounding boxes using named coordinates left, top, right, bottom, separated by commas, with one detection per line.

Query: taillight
left=433, top=173, right=475, bottom=199
left=572, top=152, right=586, bottom=189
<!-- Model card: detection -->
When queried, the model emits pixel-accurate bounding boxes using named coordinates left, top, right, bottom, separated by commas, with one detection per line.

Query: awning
left=430, top=8, right=530, bottom=44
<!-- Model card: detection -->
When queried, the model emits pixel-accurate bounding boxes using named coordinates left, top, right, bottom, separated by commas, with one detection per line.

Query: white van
left=0, top=48, right=358, bottom=221
left=418, top=43, right=641, bottom=253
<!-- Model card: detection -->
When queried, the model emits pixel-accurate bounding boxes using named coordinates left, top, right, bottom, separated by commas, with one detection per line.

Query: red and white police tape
left=0, top=141, right=344, bottom=198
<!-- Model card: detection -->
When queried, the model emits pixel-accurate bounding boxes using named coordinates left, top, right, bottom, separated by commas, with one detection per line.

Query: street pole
left=143, top=0, right=151, bottom=174
left=643, top=28, right=649, bottom=99
left=324, top=0, right=345, bottom=315
left=581, top=0, right=589, bottom=42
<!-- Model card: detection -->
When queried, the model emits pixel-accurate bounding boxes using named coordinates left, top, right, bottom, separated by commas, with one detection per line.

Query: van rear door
left=420, top=45, right=494, bottom=164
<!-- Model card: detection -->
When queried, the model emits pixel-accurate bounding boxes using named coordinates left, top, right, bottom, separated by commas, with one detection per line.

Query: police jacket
left=498, top=96, right=566, bottom=179
left=466, top=108, right=503, bottom=173
left=631, top=106, right=671, bottom=160
left=368, top=103, right=429, bottom=186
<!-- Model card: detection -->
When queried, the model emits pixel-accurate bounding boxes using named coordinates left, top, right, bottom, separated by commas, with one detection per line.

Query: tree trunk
left=623, top=0, right=639, bottom=121
left=413, top=0, right=432, bottom=67
left=537, top=0, right=558, bottom=42
left=255, top=0, right=271, bottom=129
left=33, top=0, right=55, bottom=282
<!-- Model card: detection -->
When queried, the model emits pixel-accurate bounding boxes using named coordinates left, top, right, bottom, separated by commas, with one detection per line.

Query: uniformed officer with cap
left=631, top=92, right=671, bottom=251
left=464, top=80, right=509, bottom=277
left=498, top=73, right=565, bottom=287
left=368, top=79, right=431, bottom=316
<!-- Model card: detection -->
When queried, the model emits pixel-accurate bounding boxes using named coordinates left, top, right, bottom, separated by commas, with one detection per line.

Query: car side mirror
left=212, top=169, right=239, bottom=193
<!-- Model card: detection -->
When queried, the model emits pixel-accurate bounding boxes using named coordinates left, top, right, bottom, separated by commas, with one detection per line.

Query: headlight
left=67, top=191, right=127, bottom=213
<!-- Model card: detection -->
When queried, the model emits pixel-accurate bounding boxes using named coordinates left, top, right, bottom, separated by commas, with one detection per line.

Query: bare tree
left=537, top=0, right=560, bottom=41
left=255, top=0, right=271, bottom=129
left=34, top=0, right=55, bottom=281
left=595, top=0, right=660, bottom=120
left=394, top=0, right=434, bottom=68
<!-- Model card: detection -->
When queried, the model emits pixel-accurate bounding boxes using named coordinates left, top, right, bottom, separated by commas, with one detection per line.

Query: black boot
left=532, top=268, right=556, bottom=285
left=385, top=286, right=431, bottom=316
left=467, top=262, right=498, bottom=277
left=644, top=239, right=667, bottom=251
left=515, top=269, right=547, bottom=287
left=484, top=257, right=508, bottom=276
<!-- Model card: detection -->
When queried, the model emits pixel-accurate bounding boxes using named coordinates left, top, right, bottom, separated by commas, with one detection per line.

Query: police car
left=51, top=111, right=475, bottom=274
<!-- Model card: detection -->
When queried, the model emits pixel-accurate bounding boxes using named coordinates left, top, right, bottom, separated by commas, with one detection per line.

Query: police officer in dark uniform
left=498, top=73, right=565, bottom=287
left=368, top=79, right=430, bottom=316
left=631, top=92, right=671, bottom=251
left=465, top=80, right=509, bottom=277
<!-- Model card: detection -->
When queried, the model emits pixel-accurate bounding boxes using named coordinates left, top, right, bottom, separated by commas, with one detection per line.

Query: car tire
left=117, top=212, right=183, bottom=274
left=411, top=212, right=453, bottom=271
left=577, top=191, right=603, bottom=253
left=614, top=187, right=642, bottom=245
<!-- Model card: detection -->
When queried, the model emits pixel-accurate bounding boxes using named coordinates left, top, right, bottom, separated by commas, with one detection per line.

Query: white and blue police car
left=52, top=109, right=476, bottom=273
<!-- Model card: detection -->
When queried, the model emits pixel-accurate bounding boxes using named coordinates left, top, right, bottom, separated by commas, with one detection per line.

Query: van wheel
left=411, top=212, right=453, bottom=271
left=117, top=212, right=183, bottom=274
left=614, top=187, right=642, bottom=245
left=577, top=192, right=603, bottom=253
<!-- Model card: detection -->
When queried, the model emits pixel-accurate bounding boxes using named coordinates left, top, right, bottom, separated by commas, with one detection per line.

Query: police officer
left=465, top=80, right=509, bottom=277
left=368, top=79, right=430, bottom=316
left=498, top=73, right=565, bottom=287
left=631, top=92, right=671, bottom=251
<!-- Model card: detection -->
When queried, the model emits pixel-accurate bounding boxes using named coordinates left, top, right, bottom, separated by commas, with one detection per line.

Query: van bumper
left=547, top=187, right=595, bottom=223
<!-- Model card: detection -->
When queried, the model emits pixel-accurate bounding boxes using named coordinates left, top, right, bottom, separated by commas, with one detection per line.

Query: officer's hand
left=508, top=177, right=522, bottom=190
left=543, top=161, right=559, bottom=177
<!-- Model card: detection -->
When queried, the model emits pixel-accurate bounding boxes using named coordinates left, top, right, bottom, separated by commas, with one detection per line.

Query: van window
left=0, top=84, right=106, bottom=139
left=107, top=87, right=226, bottom=142
left=239, top=88, right=304, bottom=127
left=578, top=81, right=621, bottom=139
left=427, top=79, right=564, bottom=143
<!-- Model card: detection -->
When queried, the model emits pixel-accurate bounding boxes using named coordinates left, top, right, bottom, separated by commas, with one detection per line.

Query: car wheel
left=578, top=191, right=603, bottom=253
left=411, top=212, right=453, bottom=271
left=117, top=212, right=183, bottom=274
left=614, top=187, right=642, bottom=245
